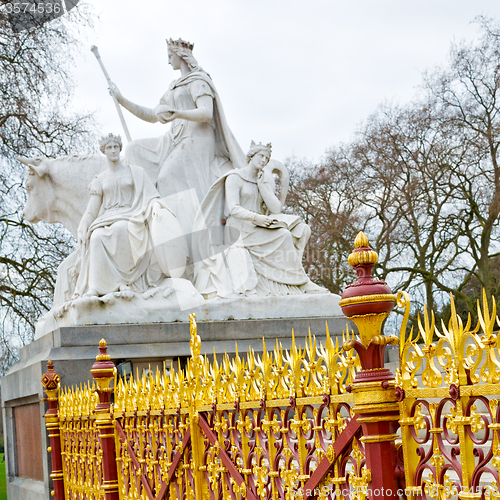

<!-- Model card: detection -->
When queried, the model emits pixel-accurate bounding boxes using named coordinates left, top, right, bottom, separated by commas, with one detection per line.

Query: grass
left=0, top=454, right=6, bottom=500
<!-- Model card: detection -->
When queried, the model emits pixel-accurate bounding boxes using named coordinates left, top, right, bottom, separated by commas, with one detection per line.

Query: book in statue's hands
left=255, top=213, right=303, bottom=230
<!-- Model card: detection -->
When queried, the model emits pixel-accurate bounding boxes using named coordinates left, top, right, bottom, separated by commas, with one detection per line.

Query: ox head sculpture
left=17, top=156, right=48, bottom=177
left=18, top=156, right=50, bottom=224
left=16, top=153, right=108, bottom=238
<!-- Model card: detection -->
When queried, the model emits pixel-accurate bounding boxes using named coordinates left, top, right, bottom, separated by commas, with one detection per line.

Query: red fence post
left=91, top=339, right=119, bottom=500
left=41, top=360, right=65, bottom=500
left=339, top=232, right=401, bottom=500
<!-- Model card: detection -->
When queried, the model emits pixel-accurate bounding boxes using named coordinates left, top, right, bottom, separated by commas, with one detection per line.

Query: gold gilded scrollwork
left=58, top=290, right=500, bottom=500
left=230, top=477, right=248, bottom=498
left=397, top=291, right=500, bottom=392
left=397, top=291, right=500, bottom=500
left=423, top=473, right=457, bottom=500
left=317, top=324, right=343, bottom=395
left=59, top=382, right=104, bottom=500
left=280, top=460, right=299, bottom=500
left=397, top=291, right=411, bottom=358
left=62, top=314, right=369, bottom=500
left=446, top=403, right=484, bottom=435
left=347, top=439, right=371, bottom=500
left=341, top=327, right=360, bottom=388
left=476, top=290, right=500, bottom=384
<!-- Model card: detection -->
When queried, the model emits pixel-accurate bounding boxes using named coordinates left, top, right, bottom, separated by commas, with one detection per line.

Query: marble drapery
left=192, top=169, right=310, bottom=297
left=124, top=70, right=246, bottom=234
left=74, top=165, right=180, bottom=296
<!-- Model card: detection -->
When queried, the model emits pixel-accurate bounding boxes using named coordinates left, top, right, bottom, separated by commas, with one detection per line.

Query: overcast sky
left=72, top=0, right=500, bottom=162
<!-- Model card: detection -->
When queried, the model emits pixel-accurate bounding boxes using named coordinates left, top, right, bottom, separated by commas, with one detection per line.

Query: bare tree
left=0, top=5, right=96, bottom=372
left=288, top=18, right=500, bottom=318
left=285, top=154, right=361, bottom=294
left=425, top=16, right=500, bottom=300
left=348, top=103, right=471, bottom=313
left=287, top=103, right=468, bottom=311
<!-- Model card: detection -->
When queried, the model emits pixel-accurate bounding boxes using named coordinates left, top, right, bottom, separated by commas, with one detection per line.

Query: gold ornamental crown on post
left=41, top=359, right=61, bottom=391
left=90, top=338, right=116, bottom=407
left=347, top=232, right=379, bottom=267
left=96, top=338, right=111, bottom=362
left=339, top=231, right=396, bottom=348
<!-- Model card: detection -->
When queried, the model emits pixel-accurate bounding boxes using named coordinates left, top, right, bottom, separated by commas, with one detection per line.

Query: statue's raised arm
left=109, top=81, right=157, bottom=123
left=109, top=38, right=246, bottom=239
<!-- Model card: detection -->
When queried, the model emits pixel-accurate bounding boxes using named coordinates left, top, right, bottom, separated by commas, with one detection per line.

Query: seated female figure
left=194, top=142, right=324, bottom=296
left=74, top=134, right=185, bottom=297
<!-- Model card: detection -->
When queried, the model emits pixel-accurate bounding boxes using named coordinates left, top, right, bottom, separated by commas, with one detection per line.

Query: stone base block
left=35, top=288, right=342, bottom=340
left=7, top=477, right=46, bottom=500
left=11, top=314, right=351, bottom=390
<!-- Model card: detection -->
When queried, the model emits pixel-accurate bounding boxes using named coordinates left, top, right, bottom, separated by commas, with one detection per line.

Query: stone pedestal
left=1, top=313, right=351, bottom=500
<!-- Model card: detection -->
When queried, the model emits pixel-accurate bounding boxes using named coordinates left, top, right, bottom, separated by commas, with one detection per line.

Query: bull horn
left=17, top=156, right=34, bottom=166
left=17, top=156, right=46, bottom=176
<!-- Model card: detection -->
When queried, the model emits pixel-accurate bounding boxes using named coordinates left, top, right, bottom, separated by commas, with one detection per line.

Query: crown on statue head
left=99, top=133, right=122, bottom=153
left=99, top=132, right=121, bottom=144
left=250, top=140, right=272, bottom=154
left=167, top=38, right=194, bottom=51
left=247, top=140, right=272, bottom=163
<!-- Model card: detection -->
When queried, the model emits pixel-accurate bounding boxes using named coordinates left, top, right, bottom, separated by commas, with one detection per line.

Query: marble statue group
left=20, top=38, right=332, bottom=337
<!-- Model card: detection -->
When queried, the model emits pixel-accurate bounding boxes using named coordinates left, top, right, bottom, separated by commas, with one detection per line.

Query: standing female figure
left=110, top=39, right=245, bottom=233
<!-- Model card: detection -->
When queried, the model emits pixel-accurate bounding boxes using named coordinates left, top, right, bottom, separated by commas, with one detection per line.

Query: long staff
left=91, top=45, right=132, bottom=142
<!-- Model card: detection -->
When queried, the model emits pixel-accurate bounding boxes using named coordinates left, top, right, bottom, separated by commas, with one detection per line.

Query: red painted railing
left=42, top=232, right=500, bottom=499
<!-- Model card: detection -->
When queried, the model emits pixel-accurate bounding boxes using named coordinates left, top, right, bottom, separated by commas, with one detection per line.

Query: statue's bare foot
left=112, top=284, right=134, bottom=300
left=100, top=294, right=115, bottom=305
left=300, top=280, right=328, bottom=294
left=143, top=288, right=158, bottom=300
left=79, top=292, right=100, bottom=307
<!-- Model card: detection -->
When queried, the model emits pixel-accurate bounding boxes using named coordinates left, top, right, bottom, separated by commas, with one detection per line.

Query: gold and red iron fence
left=40, top=233, right=500, bottom=500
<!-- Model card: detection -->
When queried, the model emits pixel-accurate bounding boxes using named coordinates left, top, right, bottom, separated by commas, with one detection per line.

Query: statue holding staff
left=91, top=45, right=132, bottom=142
left=18, top=41, right=338, bottom=339
left=108, top=38, right=246, bottom=234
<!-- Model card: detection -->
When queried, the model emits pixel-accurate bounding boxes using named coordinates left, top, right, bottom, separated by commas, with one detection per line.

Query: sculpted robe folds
left=74, top=166, right=182, bottom=296
left=193, top=170, right=310, bottom=297
left=19, top=41, right=341, bottom=341
left=124, top=70, right=246, bottom=233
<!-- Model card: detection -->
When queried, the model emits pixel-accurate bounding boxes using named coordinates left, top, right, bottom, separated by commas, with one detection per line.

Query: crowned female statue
left=193, top=141, right=326, bottom=297
left=74, top=133, right=187, bottom=298
left=109, top=38, right=246, bottom=234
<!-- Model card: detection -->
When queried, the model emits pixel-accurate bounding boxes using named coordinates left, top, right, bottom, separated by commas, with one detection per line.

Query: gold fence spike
left=477, top=289, right=497, bottom=340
